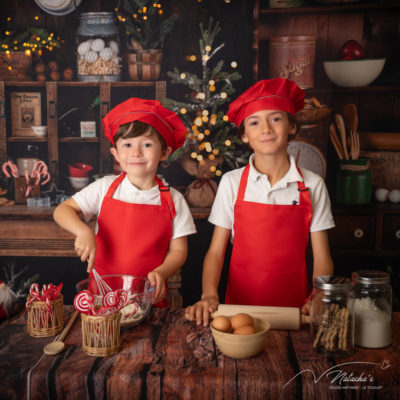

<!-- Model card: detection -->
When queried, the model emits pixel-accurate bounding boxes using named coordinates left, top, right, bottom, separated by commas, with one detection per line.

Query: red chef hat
left=227, top=78, right=305, bottom=127
left=102, top=98, right=187, bottom=151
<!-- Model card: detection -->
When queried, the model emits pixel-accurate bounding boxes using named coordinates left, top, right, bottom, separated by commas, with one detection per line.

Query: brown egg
left=212, top=316, right=231, bottom=333
left=36, top=73, right=46, bottom=82
left=233, top=325, right=256, bottom=335
left=231, top=313, right=254, bottom=330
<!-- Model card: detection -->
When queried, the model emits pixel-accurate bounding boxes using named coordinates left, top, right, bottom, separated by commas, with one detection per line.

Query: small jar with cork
left=310, top=276, right=354, bottom=357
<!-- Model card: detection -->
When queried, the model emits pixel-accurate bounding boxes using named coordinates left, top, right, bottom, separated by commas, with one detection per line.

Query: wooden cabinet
left=253, top=1, right=400, bottom=153
left=329, top=203, right=400, bottom=256
left=0, top=80, right=166, bottom=190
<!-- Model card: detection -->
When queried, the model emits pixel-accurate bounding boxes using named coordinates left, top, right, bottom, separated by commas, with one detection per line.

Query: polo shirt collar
left=248, top=153, right=303, bottom=187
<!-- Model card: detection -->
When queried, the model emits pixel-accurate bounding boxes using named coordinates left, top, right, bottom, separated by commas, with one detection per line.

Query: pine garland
left=116, top=0, right=177, bottom=50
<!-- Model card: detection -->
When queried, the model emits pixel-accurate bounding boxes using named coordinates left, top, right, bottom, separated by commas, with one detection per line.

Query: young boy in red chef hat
left=54, top=98, right=196, bottom=306
left=186, top=78, right=335, bottom=325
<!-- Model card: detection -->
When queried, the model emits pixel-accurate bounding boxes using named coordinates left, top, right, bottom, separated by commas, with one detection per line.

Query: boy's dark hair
left=113, top=121, right=167, bottom=150
left=238, top=112, right=300, bottom=142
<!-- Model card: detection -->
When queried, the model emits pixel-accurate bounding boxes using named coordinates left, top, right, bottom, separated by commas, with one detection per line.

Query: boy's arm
left=148, top=235, right=188, bottom=303
left=301, top=230, right=334, bottom=315
left=53, top=198, right=96, bottom=272
left=185, top=225, right=231, bottom=326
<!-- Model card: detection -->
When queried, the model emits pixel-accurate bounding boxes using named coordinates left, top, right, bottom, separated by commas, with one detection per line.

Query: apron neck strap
left=105, top=173, right=126, bottom=198
left=156, top=177, right=176, bottom=219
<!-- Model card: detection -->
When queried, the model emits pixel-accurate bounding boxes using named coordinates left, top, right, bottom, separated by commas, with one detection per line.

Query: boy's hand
left=185, top=294, right=219, bottom=327
left=301, top=300, right=311, bottom=316
left=147, top=271, right=166, bottom=304
left=74, top=226, right=96, bottom=273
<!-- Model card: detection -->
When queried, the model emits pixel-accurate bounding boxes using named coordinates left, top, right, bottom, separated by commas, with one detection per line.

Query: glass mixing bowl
left=76, top=274, right=155, bottom=328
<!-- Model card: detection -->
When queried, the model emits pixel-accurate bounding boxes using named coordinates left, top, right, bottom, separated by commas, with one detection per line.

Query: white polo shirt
left=209, top=154, right=335, bottom=239
left=73, top=174, right=197, bottom=239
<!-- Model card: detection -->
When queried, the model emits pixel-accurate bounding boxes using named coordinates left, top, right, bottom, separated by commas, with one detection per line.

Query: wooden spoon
left=43, top=310, right=79, bottom=356
left=343, top=103, right=358, bottom=134
left=335, top=114, right=349, bottom=159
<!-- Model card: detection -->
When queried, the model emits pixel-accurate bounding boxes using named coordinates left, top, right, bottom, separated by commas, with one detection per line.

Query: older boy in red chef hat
left=186, top=78, right=335, bottom=325
left=54, top=98, right=196, bottom=306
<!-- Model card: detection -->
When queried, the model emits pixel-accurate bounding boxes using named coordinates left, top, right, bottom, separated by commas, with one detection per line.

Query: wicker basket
left=81, top=312, right=121, bottom=357
left=26, top=294, right=64, bottom=337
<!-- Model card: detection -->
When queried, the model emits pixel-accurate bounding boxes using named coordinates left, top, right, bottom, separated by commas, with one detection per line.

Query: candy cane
left=40, top=171, right=50, bottom=185
left=2, top=161, right=19, bottom=178
left=97, top=306, right=118, bottom=316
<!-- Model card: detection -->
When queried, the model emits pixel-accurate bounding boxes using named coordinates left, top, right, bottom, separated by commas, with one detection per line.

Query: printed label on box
left=80, top=121, right=96, bottom=138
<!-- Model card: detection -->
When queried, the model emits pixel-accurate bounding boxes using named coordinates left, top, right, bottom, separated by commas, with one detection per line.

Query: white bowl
left=69, top=176, right=89, bottom=191
left=32, top=126, right=48, bottom=137
left=323, top=58, right=386, bottom=87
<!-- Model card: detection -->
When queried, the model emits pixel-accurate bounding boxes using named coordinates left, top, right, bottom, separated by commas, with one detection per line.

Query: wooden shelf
left=7, top=136, right=47, bottom=142
left=59, top=137, right=99, bottom=143
left=260, top=2, right=400, bottom=15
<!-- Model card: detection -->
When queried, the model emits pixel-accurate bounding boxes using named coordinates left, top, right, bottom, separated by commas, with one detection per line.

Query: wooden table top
left=0, top=308, right=399, bottom=400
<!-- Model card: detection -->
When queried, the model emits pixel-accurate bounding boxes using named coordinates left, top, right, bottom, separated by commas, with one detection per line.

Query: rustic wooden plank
left=147, top=309, right=224, bottom=399
left=105, top=310, right=167, bottom=400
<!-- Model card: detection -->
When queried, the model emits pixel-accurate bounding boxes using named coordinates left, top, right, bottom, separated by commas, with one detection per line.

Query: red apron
left=93, top=173, right=175, bottom=307
left=225, top=163, right=313, bottom=308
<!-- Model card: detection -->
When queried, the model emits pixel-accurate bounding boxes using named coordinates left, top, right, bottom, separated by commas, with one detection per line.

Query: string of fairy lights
left=1, top=15, right=61, bottom=68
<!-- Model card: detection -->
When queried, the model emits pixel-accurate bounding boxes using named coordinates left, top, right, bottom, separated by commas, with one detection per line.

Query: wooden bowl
left=210, top=317, right=270, bottom=359
left=296, top=106, right=331, bottom=127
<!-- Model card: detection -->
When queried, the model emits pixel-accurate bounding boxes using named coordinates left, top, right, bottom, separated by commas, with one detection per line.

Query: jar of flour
left=352, top=270, right=392, bottom=348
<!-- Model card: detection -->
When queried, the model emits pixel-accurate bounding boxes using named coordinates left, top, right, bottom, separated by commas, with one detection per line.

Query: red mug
left=68, top=163, right=93, bottom=178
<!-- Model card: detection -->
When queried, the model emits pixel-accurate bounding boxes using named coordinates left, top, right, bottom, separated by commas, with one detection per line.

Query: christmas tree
left=162, top=18, right=248, bottom=177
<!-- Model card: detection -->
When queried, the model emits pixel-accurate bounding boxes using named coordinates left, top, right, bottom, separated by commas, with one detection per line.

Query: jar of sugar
left=352, top=270, right=392, bottom=348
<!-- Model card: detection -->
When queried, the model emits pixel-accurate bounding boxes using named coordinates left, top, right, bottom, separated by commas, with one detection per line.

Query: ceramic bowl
left=76, top=275, right=155, bottom=328
left=68, top=162, right=93, bottom=178
left=69, top=176, right=89, bottom=191
left=210, top=317, right=270, bottom=359
left=32, top=126, right=48, bottom=137
left=323, top=58, right=386, bottom=87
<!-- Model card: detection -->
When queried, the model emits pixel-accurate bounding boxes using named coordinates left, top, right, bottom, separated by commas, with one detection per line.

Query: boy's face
left=110, top=130, right=172, bottom=181
left=242, top=109, right=296, bottom=156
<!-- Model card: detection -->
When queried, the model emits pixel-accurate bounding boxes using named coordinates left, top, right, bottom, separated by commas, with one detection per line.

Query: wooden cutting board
left=211, top=304, right=310, bottom=330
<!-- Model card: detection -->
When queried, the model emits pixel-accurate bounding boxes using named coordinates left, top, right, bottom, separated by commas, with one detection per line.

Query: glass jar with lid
left=310, top=276, right=354, bottom=357
left=352, top=270, right=392, bottom=348
left=76, top=12, right=121, bottom=82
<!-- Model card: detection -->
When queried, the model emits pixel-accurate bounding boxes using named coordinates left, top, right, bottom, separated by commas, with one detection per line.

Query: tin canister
left=269, top=36, right=316, bottom=89
left=335, top=158, right=372, bottom=205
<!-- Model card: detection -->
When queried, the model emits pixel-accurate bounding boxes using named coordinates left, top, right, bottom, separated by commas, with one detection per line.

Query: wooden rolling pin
left=359, top=132, right=400, bottom=151
left=211, top=304, right=311, bottom=331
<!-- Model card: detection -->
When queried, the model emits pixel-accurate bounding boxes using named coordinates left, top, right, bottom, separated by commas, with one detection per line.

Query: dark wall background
left=0, top=0, right=253, bottom=305
left=1, top=1, right=398, bottom=308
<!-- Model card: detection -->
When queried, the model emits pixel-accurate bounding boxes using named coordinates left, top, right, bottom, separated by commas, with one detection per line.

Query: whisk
left=92, top=268, right=112, bottom=296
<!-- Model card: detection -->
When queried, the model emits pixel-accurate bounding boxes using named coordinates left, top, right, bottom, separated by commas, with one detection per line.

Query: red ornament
left=339, top=40, right=364, bottom=60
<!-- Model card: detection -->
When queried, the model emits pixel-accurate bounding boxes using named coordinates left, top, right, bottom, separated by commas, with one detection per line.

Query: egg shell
left=77, top=41, right=91, bottom=56
left=84, top=50, right=99, bottom=64
left=211, top=316, right=232, bottom=333
left=388, top=189, right=400, bottom=203
left=233, top=325, right=256, bottom=335
left=100, top=47, right=113, bottom=62
left=109, top=40, right=119, bottom=55
left=91, top=38, right=105, bottom=53
left=375, top=188, right=389, bottom=202
left=231, top=313, right=254, bottom=330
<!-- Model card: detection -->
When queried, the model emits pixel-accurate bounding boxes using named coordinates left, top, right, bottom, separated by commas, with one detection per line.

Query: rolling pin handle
left=300, top=314, right=311, bottom=325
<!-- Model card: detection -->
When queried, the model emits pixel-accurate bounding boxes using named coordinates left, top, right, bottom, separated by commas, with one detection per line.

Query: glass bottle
left=76, top=12, right=121, bottom=82
left=352, top=270, right=392, bottom=348
left=310, top=276, right=354, bottom=357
